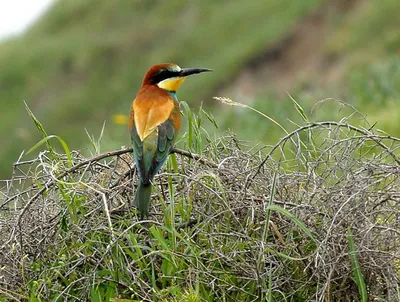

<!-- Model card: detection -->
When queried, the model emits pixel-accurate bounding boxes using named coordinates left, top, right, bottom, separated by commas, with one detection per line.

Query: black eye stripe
left=150, top=69, right=179, bottom=84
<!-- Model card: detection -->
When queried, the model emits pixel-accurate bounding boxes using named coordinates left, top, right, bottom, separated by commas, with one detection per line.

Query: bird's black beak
left=179, top=68, right=213, bottom=77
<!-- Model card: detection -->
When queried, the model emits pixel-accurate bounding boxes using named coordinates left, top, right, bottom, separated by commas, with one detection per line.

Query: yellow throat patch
left=157, top=77, right=185, bottom=92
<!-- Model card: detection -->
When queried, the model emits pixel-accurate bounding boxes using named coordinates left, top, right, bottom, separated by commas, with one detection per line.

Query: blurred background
left=0, top=0, right=399, bottom=178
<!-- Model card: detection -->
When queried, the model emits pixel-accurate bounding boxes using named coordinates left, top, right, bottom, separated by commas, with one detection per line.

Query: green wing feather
left=131, top=119, right=176, bottom=217
left=131, top=119, right=175, bottom=184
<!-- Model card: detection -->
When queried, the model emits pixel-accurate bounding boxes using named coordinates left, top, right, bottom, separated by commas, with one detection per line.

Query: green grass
left=0, top=0, right=323, bottom=177
left=213, top=0, right=400, bottom=146
left=326, top=0, right=400, bottom=60
left=215, top=54, right=400, bottom=145
left=1, top=0, right=400, bottom=178
left=2, top=102, right=399, bottom=301
left=0, top=8, right=400, bottom=301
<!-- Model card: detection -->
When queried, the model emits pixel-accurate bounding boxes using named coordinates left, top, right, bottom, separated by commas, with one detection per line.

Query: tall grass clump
left=1, top=100, right=399, bottom=301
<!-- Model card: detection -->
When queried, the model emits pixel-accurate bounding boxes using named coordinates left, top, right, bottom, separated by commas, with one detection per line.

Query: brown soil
left=217, top=0, right=362, bottom=101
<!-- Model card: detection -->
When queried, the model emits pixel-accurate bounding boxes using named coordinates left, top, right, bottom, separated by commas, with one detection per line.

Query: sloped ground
left=217, top=0, right=361, bottom=100
left=1, top=111, right=399, bottom=300
left=0, top=0, right=323, bottom=177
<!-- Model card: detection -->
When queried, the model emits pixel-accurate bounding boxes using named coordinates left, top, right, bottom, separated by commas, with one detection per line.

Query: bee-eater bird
left=128, top=63, right=212, bottom=218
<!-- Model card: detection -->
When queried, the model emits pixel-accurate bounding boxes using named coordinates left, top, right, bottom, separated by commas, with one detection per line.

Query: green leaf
left=27, top=135, right=73, bottom=167
left=266, top=204, right=317, bottom=243
left=288, top=93, right=309, bottom=123
left=201, top=107, right=218, bottom=129
left=24, top=101, right=48, bottom=138
left=169, top=153, right=179, bottom=173
left=27, top=135, right=54, bottom=155
left=149, top=226, right=170, bottom=251
left=105, top=283, right=116, bottom=301
left=24, top=101, right=54, bottom=155
left=347, top=227, right=367, bottom=302
left=60, top=214, right=69, bottom=232
left=90, top=286, right=102, bottom=302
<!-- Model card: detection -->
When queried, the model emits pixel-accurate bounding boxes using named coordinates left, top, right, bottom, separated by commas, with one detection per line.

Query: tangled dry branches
left=1, top=121, right=400, bottom=301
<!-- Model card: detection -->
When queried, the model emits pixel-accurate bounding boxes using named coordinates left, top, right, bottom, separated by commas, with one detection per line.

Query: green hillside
left=0, top=0, right=399, bottom=178
left=217, top=0, right=400, bottom=144
left=0, top=0, right=322, bottom=177
left=1, top=1, right=400, bottom=300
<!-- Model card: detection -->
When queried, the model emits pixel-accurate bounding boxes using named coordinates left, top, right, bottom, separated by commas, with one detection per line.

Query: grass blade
left=347, top=227, right=367, bottom=302
left=266, top=204, right=317, bottom=243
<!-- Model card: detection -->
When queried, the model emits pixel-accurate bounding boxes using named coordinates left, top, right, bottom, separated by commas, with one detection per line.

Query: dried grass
left=1, top=121, right=400, bottom=301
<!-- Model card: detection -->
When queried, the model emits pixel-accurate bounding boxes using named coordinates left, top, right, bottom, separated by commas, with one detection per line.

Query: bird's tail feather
left=135, top=181, right=152, bottom=218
